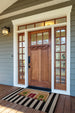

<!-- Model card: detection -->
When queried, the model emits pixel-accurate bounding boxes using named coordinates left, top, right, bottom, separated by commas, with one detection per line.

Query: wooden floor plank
left=54, top=95, right=65, bottom=113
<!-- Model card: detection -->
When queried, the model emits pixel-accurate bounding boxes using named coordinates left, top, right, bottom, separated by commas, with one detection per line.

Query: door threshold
left=27, top=86, right=51, bottom=93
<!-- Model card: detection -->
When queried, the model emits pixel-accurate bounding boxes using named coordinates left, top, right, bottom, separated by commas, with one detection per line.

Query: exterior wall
left=0, top=0, right=75, bottom=96
left=0, top=22, right=13, bottom=86
left=70, top=3, right=75, bottom=96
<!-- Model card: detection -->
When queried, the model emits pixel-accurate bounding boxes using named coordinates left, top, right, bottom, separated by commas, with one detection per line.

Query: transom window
left=18, top=17, right=66, bottom=30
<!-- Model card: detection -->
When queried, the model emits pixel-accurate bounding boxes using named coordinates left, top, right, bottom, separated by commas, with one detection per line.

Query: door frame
left=12, top=6, right=72, bottom=95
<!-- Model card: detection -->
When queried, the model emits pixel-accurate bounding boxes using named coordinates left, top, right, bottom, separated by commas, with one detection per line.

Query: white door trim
left=12, top=6, right=72, bottom=95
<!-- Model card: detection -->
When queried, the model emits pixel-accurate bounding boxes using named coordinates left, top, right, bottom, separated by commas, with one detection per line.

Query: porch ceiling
left=0, top=0, right=18, bottom=14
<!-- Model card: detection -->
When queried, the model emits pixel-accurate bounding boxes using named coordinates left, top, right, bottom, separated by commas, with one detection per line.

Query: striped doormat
left=2, top=88, right=59, bottom=113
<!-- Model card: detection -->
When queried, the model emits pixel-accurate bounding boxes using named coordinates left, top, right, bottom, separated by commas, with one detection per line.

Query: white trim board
left=12, top=6, right=72, bottom=95
left=0, top=0, right=70, bottom=20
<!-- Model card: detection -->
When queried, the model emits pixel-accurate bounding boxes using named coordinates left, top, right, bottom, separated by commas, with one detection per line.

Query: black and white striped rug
left=2, top=88, right=59, bottom=113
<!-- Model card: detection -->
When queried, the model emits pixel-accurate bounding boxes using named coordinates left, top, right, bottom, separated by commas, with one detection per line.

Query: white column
left=25, top=30, right=28, bottom=87
left=13, top=25, right=18, bottom=86
left=51, top=26, right=54, bottom=92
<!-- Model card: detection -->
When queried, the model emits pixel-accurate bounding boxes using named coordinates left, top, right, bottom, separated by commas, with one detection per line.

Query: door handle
left=28, top=56, right=30, bottom=63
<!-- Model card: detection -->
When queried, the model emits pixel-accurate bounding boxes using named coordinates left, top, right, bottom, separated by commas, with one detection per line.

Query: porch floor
left=0, top=85, right=74, bottom=113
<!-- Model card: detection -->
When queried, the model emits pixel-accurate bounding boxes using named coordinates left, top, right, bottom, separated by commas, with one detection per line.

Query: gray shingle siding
left=71, top=3, right=75, bottom=96
left=0, top=26, right=13, bottom=86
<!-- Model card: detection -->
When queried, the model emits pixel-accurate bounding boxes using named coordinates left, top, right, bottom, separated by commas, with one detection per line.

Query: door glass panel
left=61, top=77, right=65, bottom=84
left=56, top=30, right=60, bottom=37
left=19, top=67, right=22, bottom=72
left=61, top=37, right=65, bottom=44
left=45, top=20, right=54, bottom=26
left=56, top=18, right=66, bottom=24
left=56, top=45, right=60, bottom=52
left=37, top=33, right=42, bottom=45
left=23, top=42, right=25, bottom=47
left=55, top=27, right=66, bottom=89
left=61, top=45, right=65, bottom=52
left=36, top=22, right=44, bottom=27
left=20, top=75, right=22, bottom=79
left=56, top=69, right=60, bottom=75
left=56, top=38, right=60, bottom=44
left=19, top=55, right=22, bottom=60
left=43, top=32, right=49, bottom=44
left=61, top=68, right=65, bottom=76
left=61, top=61, right=65, bottom=68
left=19, top=61, right=22, bottom=67
left=18, top=33, right=25, bottom=84
left=56, top=53, right=60, bottom=59
left=18, top=26, right=25, bottom=30
left=56, top=61, right=60, bottom=67
left=23, top=60, right=25, bottom=66
left=19, top=36, right=22, bottom=41
left=19, top=48, right=22, bottom=53
left=56, top=76, right=60, bottom=83
left=61, top=29, right=65, bottom=36
left=31, top=34, right=36, bottom=45
left=61, top=53, right=66, bottom=60
left=27, top=24, right=34, bottom=29
left=19, top=42, right=22, bottom=47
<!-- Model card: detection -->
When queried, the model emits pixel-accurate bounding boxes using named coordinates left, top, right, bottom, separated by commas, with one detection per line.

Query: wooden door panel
left=31, top=50, right=39, bottom=81
left=41, top=48, right=49, bottom=82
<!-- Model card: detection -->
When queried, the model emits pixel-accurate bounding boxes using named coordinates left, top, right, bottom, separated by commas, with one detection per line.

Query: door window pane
left=19, top=36, right=22, bottom=41
left=56, top=53, right=60, bottom=59
left=18, top=26, right=25, bottom=30
left=23, top=60, right=25, bottom=66
left=61, top=45, right=65, bottom=52
left=45, top=20, right=54, bottom=26
left=56, top=76, right=60, bottom=83
left=19, top=55, right=22, bottom=60
left=61, top=77, right=65, bottom=84
left=61, top=37, right=65, bottom=44
left=61, top=53, right=66, bottom=60
left=56, top=30, right=60, bottom=37
left=61, top=61, right=65, bottom=68
left=36, top=22, right=44, bottom=27
left=56, top=18, right=66, bottom=24
left=27, top=24, right=34, bottom=29
left=19, top=48, right=22, bottom=53
left=43, top=32, right=49, bottom=44
left=31, top=34, right=36, bottom=45
left=56, top=45, right=60, bottom=52
left=56, top=69, right=60, bottom=75
left=19, top=42, right=22, bottom=47
left=37, top=33, right=42, bottom=45
left=19, top=61, right=22, bottom=67
left=56, top=61, right=60, bottom=67
left=61, top=29, right=65, bottom=36
left=61, top=68, right=65, bottom=76
left=56, top=38, right=60, bottom=44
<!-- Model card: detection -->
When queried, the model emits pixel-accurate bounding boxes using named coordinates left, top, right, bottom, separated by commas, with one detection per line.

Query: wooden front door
left=28, top=29, right=51, bottom=88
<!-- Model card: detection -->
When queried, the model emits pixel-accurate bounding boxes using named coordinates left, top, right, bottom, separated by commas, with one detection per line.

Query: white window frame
left=12, top=6, right=72, bottom=95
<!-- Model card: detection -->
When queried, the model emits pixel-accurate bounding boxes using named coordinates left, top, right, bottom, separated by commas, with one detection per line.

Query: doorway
left=28, top=29, right=51, bottom=88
